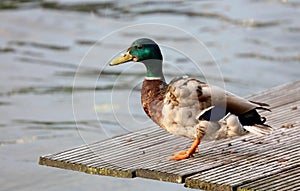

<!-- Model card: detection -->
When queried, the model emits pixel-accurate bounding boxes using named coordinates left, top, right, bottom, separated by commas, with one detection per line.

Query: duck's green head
left=110, top=38, right=164, bottom=79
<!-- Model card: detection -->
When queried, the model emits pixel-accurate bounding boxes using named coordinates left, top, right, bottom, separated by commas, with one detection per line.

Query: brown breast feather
left=141, top=79, right=167, bottom=126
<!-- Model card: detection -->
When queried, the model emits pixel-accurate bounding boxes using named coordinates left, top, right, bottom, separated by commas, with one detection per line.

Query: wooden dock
left=39, top=81, right=300, bottom=191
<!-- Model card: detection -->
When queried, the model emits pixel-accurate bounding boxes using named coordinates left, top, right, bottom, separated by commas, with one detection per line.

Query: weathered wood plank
left=39, top=80, right=300, bottom=191
left=39, top=126, right=173, bottom=178
left=237, top=166, right=300, bottom=191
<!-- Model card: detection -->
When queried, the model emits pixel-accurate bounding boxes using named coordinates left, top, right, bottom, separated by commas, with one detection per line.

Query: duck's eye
left=136, top=45, right=144, bottom=50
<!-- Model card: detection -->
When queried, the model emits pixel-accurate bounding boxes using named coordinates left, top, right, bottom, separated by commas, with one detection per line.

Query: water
left=0, top=1, right=299, bottom=191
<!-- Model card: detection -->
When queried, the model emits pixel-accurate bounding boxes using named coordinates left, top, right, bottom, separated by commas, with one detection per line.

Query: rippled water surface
left=0, top=1, right=299, bottom=191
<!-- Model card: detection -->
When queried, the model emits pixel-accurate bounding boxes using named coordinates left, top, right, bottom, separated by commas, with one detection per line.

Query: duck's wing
left=203, top=85, right=270, bottom=114
left=199, top=83, right=272, bottom=132
left=167, top=77, right=270, bottom=122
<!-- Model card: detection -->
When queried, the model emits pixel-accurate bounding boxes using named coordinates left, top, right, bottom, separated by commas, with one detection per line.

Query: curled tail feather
left=238, top=109, right=269, bottom=126
left=238, top=107, right=273, bottom=135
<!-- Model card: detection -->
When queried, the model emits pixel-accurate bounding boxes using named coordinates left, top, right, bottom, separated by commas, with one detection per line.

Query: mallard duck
left=109, top=38, right=272, bottom=160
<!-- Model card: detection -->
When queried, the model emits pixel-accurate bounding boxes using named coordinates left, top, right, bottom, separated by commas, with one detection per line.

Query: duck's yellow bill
left=110, top=51, right=133, bottom=66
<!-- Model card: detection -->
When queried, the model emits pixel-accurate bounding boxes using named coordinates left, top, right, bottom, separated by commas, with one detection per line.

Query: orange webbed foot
left=168, top=138, right=201, bottom=161
left=168, top=150, right=194, bottom=160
